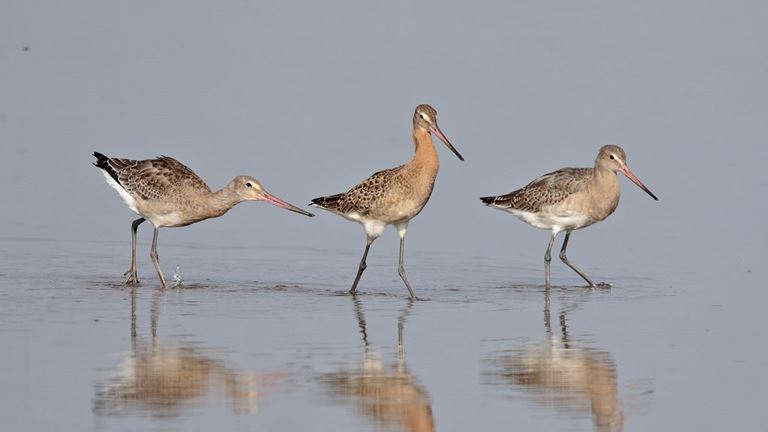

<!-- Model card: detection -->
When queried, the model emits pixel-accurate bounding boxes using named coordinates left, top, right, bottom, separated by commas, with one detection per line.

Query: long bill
left=430, top=125, right=464, bottom=161
left=620, top=166, right=658, bottom=201
left=261, top=191, right=315, bottom=217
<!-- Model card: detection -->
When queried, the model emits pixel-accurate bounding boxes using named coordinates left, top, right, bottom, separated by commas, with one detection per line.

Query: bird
left=480, top=144, right=657, bottom=288
left=93, top=152, right=313, bottom=288
left=310, top=104, right=464, bottom=299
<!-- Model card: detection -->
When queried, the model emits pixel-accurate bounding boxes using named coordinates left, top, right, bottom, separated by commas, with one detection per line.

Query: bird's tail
left=479, top=195, right=496, bottom=205
left=309, top=193, right=343, bottom=210
left=480, top=194, right=514, bottom=208
left=93, top=152, right=120, bottom=183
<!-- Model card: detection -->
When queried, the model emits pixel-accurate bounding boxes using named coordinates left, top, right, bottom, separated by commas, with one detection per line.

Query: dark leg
left=544, top=231, right=557, bottom=289
left=559, top=231, right=610, bottom=287
left=350, top=237, right=373, bottom=294
left=396, top=223, right=418, bottom=300
left=124, top=217, right=145, bottom=284
left=149, top=227, right=168, bottom=289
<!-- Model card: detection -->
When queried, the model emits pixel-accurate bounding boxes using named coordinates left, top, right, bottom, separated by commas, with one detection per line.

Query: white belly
left=506, top=208, right=593, bottom=232
left=344, top=212, right=387, bottom=239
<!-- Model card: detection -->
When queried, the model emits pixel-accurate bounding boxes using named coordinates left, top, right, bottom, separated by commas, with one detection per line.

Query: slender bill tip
left=263, top=192, right=315, bottom=217
left=430, top=126, right=464, bottom=161
left=620, top=166, right=659, bottom=201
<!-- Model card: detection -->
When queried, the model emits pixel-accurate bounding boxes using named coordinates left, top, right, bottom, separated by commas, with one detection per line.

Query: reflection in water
left=320, top=297, right=434, bottom=432
left=486, top=291, right=624, bottom=432
left=93, top=287, right=278, bottom=417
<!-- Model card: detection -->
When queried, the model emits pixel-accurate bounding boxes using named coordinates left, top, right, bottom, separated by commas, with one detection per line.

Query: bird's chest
left=376, top=169, right=436, bottom=222
left=585, top=178, right=621, bottom=223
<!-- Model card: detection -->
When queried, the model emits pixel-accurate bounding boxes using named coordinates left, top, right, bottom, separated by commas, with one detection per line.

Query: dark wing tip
left=479, top=196, right=496, bottom=205
left=309, top=194, right=343, bottom=209
left=92, top=151, right=122, bottom=184
left=93, top=152, right=110, bottom=169
left=309, top=197, right=324, bottom=207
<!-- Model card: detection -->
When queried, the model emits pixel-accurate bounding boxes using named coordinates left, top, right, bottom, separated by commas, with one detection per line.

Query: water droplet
left=172, top=265, right=183, bottom=288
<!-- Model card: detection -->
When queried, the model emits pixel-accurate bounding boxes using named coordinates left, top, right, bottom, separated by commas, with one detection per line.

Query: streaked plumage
left=482, top=168, right=592, bottom=213
left=311, top=104, right=464, bottom=299
left=481, top=145, right=657, bottom=288
left=93, top=152, right=313, bottom=288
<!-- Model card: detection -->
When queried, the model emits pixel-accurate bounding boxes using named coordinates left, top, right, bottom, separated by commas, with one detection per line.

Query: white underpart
left=504, top=208, right=591, bottom=232
left=100, top=170, right=139, bottom=214
left=395, top=222, right=408, bottom=239
left=344, top=211, right=387, bottom=240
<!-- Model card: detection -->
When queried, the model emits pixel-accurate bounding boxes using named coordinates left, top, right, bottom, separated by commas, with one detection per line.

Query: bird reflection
left=320, top=297, right=434, bottom=432
left=93, top=287, right=278, bottom=417
left=486, top=291, right=624, bottom=432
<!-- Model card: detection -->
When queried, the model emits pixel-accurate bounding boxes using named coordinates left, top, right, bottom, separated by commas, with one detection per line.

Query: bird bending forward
left=94, top=152, right=313, bottom=288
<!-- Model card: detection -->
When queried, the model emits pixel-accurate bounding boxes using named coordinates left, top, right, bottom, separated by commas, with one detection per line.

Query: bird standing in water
left=310, top=104, right=464, bottom=299
left=93, top=152, right=313, bottom=288
left=480, top=145, right=657, bottom=288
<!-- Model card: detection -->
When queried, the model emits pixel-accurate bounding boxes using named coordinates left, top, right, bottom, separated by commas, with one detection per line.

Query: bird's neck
left=590, top=163, right=618, bottom=189
left=207, top=184, right=242, bottom=218
left=588, top=163, right=621, bottom=219
left=409, top=128, right=439, bottom=173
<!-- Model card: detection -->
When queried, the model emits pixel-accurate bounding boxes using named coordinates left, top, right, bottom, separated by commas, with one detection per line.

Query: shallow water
left=0, top=236, right=764, bottom=432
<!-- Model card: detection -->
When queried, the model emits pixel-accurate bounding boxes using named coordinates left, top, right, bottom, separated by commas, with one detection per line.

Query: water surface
left=1, top=236, right=764, bottom=431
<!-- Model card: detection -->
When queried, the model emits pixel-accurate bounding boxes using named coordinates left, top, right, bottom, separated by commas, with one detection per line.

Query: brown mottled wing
left=311, top=166, right=401, bottom=216
left=114, top=156, right=210, bottom=201
left=481, top=168, right=592, bottom=212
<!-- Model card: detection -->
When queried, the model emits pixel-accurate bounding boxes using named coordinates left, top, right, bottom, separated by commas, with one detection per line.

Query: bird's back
left=481, top=167, right=592, bottom=213
left=94, top=153, right=211, bottom=202
left=311, top=166, right=403, bottom=217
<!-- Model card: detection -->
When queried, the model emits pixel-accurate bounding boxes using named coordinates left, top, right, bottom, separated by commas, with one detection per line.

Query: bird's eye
left=419, top=113, right=425, bottom=120
left=246, top=182, right=252, bottom=187
left=609, top=155, right=615, bottom=160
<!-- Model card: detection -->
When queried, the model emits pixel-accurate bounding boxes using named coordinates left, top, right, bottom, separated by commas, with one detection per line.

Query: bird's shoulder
left=121, top=156, right=211, bottom=200
left=337, top=166, right=403, bottom=213
left=487, top=167, right=592, bottom=212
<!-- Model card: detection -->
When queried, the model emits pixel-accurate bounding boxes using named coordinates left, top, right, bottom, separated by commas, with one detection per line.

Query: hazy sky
left=1, top=1, right=766, bottom=278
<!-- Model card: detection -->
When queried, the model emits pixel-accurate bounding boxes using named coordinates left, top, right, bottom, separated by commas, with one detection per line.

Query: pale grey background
left=1, top=2, right=767, bottom=431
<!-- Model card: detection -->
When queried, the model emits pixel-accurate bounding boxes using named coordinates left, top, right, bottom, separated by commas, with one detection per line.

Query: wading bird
left=310, top=104, right=464, bottom=299
left=480, top=145, right=657, bottom=288
left=93, top=152, right=313, bottom=288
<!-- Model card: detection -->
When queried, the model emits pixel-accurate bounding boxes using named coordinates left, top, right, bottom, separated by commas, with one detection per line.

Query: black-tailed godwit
left=93, top=152, right=313, bottom=288
left=310, top=104, right=464, bottom=299
left=480, top=145, right=657, bottom=288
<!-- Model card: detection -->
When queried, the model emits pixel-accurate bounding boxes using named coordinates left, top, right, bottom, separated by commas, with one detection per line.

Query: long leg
left=124, top=217, right=145, bottom=284
left=396, top=223, right=418, bottom=300
left=544, top=230, right=557, bottom=289
left=559, top=231, right=609, bottom=287
left=149, top=227, right=168, bottom=289
left=350, top=237, right=374, bottom=294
